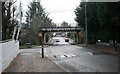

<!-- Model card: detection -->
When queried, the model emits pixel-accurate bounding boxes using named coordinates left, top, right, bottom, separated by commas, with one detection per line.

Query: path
left=3, top=48, right=65, bottom=72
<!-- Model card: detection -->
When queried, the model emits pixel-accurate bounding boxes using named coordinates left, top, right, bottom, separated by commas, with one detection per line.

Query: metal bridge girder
left=39, top=27, right=81, bottom=32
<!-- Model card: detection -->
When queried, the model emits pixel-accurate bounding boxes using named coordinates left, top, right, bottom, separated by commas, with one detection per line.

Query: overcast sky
left=15, top=0, right=80, bottom=24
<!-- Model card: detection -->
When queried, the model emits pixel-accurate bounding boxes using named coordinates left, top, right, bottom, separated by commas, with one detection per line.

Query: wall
left=0, top=40, right=19, bottom=73
left=0, top=42, right=2, bottom=73
left=0, top=1, right=2, bottom=41
left=0, top=2, right=2, bottom=73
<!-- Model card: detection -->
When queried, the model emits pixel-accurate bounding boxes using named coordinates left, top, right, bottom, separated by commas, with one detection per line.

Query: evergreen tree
left=75, top=2, right=120, bottom=43
left=24, top=1, right=53, bottom=45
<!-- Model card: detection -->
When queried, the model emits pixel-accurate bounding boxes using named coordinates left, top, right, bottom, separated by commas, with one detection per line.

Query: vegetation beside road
left=2, top=1, right=18, bottom=40
left=75, top=2, right=120, bottom=44
left=19, top=44, right=38, bottom=49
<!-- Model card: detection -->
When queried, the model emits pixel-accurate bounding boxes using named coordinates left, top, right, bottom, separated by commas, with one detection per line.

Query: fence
left=0, top=40, right=19, bottom=73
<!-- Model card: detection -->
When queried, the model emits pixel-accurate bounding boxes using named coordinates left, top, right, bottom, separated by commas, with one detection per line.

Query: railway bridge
left=38, top=27, right=85, bottom=44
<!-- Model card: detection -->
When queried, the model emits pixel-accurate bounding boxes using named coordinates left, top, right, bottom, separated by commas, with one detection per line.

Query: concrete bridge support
left=38, top=32, right=43, bottom=45
left=75, top=32, right=80, bottom=44
left=77, top=31, right=85, bottom=44
left=75, top=31, right=85, bottom=44
left=75, top=32, right=78, bottom=44
left=43, top=32, right=46, bottom=44
left=44, top=33, right=52, bottom=44
left=38, top=32, right=48, bottom=45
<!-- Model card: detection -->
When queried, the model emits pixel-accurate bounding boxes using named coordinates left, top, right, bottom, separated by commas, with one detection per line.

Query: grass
left=19, top=45, right=38, bottom=49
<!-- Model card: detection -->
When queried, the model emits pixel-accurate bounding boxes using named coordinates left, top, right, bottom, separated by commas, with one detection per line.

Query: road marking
left=70, top=54, right=76, bottom=57
left=87, top=52, right=94, bottom=55
left=60, top=55, right=66, bottom=58
left=59, top=54, right=77, bottom=58
left=64, top=54, right=72, bottom=58
left=78, top=52, right=94, bottom=56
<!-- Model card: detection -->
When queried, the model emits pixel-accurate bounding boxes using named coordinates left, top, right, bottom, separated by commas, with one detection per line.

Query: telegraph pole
left=85, top=0, right=88, bottom=46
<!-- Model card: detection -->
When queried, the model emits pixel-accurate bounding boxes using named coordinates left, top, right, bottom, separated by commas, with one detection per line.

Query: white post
left=12, top=26, right=17, bottom=40
left=16, top=0, right=22, bottom=40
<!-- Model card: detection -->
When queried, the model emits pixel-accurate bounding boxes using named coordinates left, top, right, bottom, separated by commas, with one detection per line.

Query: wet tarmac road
left=45, top=42, right=118, bottom=72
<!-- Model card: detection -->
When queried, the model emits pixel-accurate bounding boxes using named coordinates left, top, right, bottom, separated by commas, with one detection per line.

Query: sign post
left=42, top=45, right=44, bottom=58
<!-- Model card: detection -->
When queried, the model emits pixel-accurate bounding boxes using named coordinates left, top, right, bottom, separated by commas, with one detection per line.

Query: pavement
left=3, top=48, right=65, bottom=72
left=77, top=44, right=119, bottom=55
